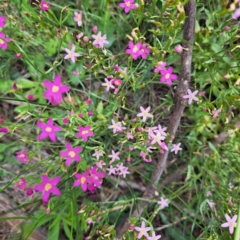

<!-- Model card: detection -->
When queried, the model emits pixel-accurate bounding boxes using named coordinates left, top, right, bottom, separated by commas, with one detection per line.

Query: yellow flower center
left=126, top=1, right=131, bottom=7
left=97, top=35, right=101, bottom=41
left=78, top=15, right=81, bottom=20
left=68, top=151, right=75, bottom=158
left=46, top=127, right=52, bottom=132
left=165, top=73, right=170, bottom=79
left=45, top=183, right=52, bottom=191
left=190, top=94, right=194, bottom=99
left=132, top=46, right=139, bottom=53
left=19, top=180, right=23, bottom=185
left=82, top=130, right=88, bottom=135
left=0, top=38, right=4, bottom=44
left=19, top=154, right=25, bottom=158
left=81, top=177, right=86, bottom=184
left=230, top=222, right=237, bottom=228
left=52, top=86, right=59, bottom=92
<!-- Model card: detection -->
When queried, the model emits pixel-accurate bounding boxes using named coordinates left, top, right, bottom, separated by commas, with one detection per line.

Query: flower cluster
left=0, top=15, right=10, bottom=50
left=135, top=221, right=161, bottom=239
left=126, top=41, right=150, bottom=60
left=73, top=167, right=105, bottom=193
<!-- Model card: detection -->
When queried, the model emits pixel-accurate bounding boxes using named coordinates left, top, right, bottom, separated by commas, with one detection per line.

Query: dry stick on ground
left=116, top=1, right=197, bottom=238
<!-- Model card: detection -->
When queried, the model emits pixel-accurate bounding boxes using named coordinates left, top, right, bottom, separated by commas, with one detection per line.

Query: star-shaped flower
left=160, top=67, right=178, bottom=86
left=157, top=196, right=169, bottom=209
left=60, top=143, right=82, bottom=166
left=118, top=0, right=137, bottom=13
left=183, top=89, right=199, bottom=105
left=171, top=142, right=182, bottom=154
left=108, top=150, right=120, bottom=163
left=64, top=45, right=80, bottom=63
left=102, top=78, right=115, bottom=91
left=137, top=106, right=153, bottom=122
left=148, top=231, right=162, bottom=240
left=76, top=125, right=94, bottom=142
left=221, top=214, right=237, bottom=234
left=74, top=12, right=82, bottom=26
left=135, top=221, right=151, bottom=239
left=37, top=118, right=61, bottom=142
left=92, top=31, right=109, bottom=48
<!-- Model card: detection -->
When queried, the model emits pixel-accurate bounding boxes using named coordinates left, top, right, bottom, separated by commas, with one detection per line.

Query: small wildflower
left=207, top=200, right=216, bottom=209
left=60, top=143, right=82, bottom=166
left=102, top=78, right=115, bottom=91
left=108, top=150, right=120, bottom=163
left=0, top=127, right=8, bottom=133
left=14, top=177, right=27, bottom=189
left=107, top=165, right=117, bottom=175
left=199, top=91, right=205, bottom=96
left=25, top=188, right=34, bottom=196
left=0, top=32, right=10, bottom=50
left=206, top=190, right=212, bottom=197
left=160, top=67, right=178, bottom=86
left=211, top=108, right=221, bottom=119
left=126, top=41, right=142, bottom=60
left=92, top=149, right=104, bottom=160
left=174, top=44, right=183, bottom=53
left=183, top=89, right=199, bottom=105
left=76, top=32, right=83, bottom=39
left=157, top=196, right=169, bottom=209
left=0, top=16, right=6, bottom=28
left=154, top=62, right=167, bottom=73
left=34, top=175, right=61, bottom=204
left=73, top=71, right=79, bottom=75
left=221, top=214, right=237, bottom=234
left=63, top=117, right=69, bottom=124
left=83, top=36, right=89, bottom=42
left=225, top=26, right=230, bottom=31
left=43, top=75, right=69, bottom=105
left=118, top=0, right=137, bottom=13
left=135, top=221, right=151, bottom=239
left=37, top=118, right=61, bottom=142
left=139, top=43, right=151, bottom=59
left=148, top=231, right=162, bottom=240
left=92, top=31, right=109, bottom=48
left=15, top=53, right=22, bottom=58
left=27, top=94, right=34, bottom=101
left=74, top=12, right=82, bottom=27
left=76, top=126, right=94, bottom=142
left=92, top=26, right=97, bottom=33
left=171, top=142, right=182, bottom=154
left=232, top=5, right=240, bottom=19
left=64, top=45, right=80, bottom=63
left=137, top=106, right=153, bottom=122
left=108, top=119, right=122, bottom=134
left=16, top=151, right=29, bottom=163
left=12, top=82, right=17, bottom=90
left=40, top=1, right=50, bottom=11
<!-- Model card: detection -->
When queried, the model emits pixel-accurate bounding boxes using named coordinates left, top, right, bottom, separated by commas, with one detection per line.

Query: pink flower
left=74, top=12, right=82, bottom=27
left=16, top=150, right=29, bottom=163
left=76, top=125, right=94, bottom=142
left=199, top=91, right=205, bottom=96
left=60, top=143, right=82, bottom=166
left=225, top=26, right=230, bottom=31
left=148, top=231, right=162, bottom=240
left=107, top=165, right=117, bottom=175
left=12, top=82, right=17, bottom=90
left=112, top=78, right=123, bottom=86
left=27, top=94, right=34, bottom=101
left=108, top=119, right=122, bottom=133
left=37, top=118, right=61, bottom=142
left=160, top=67, right=178, bottom=86
left=92, top=31, right=109, bottom=48
left=118, top=0, right=137, bottom=13
left=73, top=172, right=89, bottom=192
left=170, top=142, right=182, bottom=154
left=34, top=175, right=61, bottom=204
left=126, top=41, right=142, bottom=60
left=154, top=61, right=167, bottom=73
left=135, top=221, right=151, bottom=239
left=14, top=177, right=27, bottom=189
left=64, top=45, right=80, bottom=63
left=92, top=149, right=104, bottom=160
left=76, top=32, right=83, bottom=39
left=207, top=200, right=215, bottom=209
left=25, top=188, right=34, bottom=196
left=40, top=1, right=50, bottom=11
left=211, top=108, right=221, bottom=119
left=73, top=71, right=79, bottom=75
left=137, top=106, right=153, bottom=122
left=102, top=78, right=115, bottom=91
left=183, top=89, right=199, bottom=105
left=43, top=75, right=70, bottom=105
left=221, top=214, right=237, bottom=234
left=139, top=43, right=150, bottom=59
left=232, top=7, right=240, bottom=19
left=0, top=16, right=6, bottom=28
left=157, top=196, right=169, bottom=209
left=15, top=53, right=22, bottom=58
left=108, top=150, right=120, bottom=163
left=0, top=32, right=10, bottom=50
left=174, top=44, right=183, bottom=53
left=0, top=127, right=8, bottom=133
left=92, top=25, right=97, bottom=33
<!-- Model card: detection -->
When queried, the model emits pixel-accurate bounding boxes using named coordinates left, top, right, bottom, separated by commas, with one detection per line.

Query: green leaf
left=47, top=217, right=61, bottom=240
